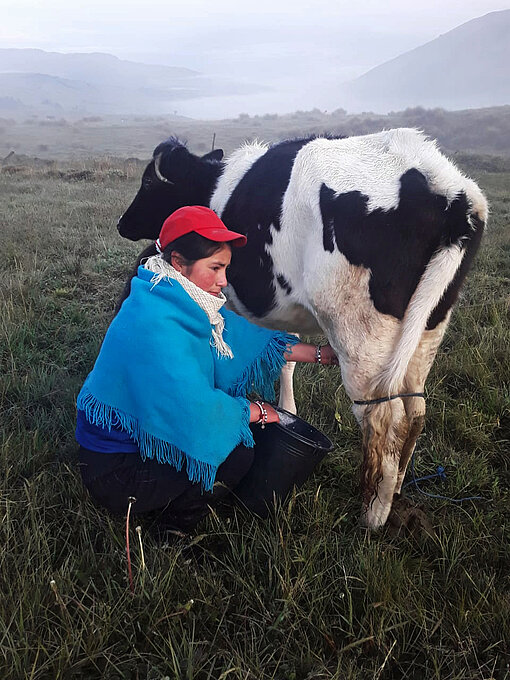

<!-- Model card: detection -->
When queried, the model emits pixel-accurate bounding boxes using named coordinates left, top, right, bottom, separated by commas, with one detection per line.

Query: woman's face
left=173, top=243, right=232, bottom=297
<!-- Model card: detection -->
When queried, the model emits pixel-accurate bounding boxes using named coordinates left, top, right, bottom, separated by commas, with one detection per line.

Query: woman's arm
left=247, top=344, right=337, bottom=426
left=284, top=342, right=338, bottom=365
left=249, top=401, right=280, bottom=424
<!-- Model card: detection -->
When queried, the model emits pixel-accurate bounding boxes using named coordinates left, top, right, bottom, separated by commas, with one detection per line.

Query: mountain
left=0, top=49, right=265, bottom=116
left=338, top=10, right=510, bottom=113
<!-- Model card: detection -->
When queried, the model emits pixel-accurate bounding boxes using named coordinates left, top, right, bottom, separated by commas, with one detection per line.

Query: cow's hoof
left=359, top=507, right=389, bottom=531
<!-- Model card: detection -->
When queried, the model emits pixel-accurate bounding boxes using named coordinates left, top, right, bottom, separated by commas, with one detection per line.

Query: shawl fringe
left=78, top=388, right=254, bottom=491
left=229, top=332, right=299, bottom=401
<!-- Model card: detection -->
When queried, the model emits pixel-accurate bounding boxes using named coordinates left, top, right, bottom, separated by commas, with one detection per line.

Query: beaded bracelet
left=315, top=345, right=322, bottom=364
left=254, top=400, right=268, bottom=429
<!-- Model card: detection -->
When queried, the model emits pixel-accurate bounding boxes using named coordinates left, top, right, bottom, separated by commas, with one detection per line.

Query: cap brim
left=201, top=227, right=247, bottom=247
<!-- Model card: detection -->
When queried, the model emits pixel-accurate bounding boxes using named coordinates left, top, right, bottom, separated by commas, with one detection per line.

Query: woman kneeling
left=76, top=206, right=337, bottom=534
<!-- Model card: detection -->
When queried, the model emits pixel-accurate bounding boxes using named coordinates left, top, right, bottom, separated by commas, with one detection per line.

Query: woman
left=76, top=206, right=337, bottom=533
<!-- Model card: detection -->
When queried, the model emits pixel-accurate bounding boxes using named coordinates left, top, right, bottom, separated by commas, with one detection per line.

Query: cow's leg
left=394, top=317, right=450, bottom=494
left=335, top=350, right=409, bottom=530
left=310, top=264, right=406, bottom=529
left=351, top=316, right=450, bottom=528
left=278, top=360, right=297, bottom=414
left=309, top=260, right=448, bottom=528
left=278, top=334, right=299, bottom=414
left=356, top=397, right=409, bottom=529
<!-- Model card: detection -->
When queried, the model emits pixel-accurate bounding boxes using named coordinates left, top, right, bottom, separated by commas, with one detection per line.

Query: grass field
left=0, top=155, right=509, bottom=679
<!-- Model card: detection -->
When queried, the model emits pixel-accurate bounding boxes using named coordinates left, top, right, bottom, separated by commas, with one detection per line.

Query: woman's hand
left=249, top=402, right=280, bottom=425
left=319, top=344, right=339, bottom=366
left=284, top=342, right=338, bottom=366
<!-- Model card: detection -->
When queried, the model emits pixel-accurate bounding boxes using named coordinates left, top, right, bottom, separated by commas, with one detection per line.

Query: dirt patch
left=386, top=494, right=435, bottom=538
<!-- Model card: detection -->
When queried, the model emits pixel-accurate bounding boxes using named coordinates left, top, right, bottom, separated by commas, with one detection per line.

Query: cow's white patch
left=210, top=141, right=268, bottom=216
left=303, top=253, right=401, bottom=400
left=281, top=128, right=487, bottom=217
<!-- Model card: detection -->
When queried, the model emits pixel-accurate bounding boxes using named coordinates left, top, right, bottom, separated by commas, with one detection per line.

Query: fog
left=1, top=0, right=508, bottom=117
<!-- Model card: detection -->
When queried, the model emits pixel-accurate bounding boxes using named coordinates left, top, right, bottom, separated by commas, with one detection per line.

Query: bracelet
left=254, top=400, right=268, bottom=429
left=315, top=345, right=322, bottom=364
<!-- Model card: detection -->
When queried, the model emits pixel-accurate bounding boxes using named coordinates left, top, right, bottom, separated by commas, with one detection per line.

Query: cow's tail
left=374, top=245, right=464, bottom=397
left=373, top=204, right=487, bottom=398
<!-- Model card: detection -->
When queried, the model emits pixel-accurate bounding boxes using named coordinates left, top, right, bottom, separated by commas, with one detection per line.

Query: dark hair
left=162, top=231, right=228, bottom=265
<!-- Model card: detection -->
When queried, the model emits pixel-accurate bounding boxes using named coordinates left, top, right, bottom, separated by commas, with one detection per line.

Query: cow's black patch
left=320, top=169, right=479, bottom=321
left=276, top=274, right=293, bottom=295
left=221, top=138, right=311, bottom=316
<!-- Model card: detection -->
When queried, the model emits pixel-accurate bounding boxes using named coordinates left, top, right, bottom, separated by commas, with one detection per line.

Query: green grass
left=0, top=158, right=509, bottom=679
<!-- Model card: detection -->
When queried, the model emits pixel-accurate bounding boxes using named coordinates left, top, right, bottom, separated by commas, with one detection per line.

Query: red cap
left=156, top=206, right=247, bottom=252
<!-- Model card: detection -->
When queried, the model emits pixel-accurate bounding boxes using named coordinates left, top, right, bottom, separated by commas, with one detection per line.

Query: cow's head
left=117, top=137, right=224, bottom=240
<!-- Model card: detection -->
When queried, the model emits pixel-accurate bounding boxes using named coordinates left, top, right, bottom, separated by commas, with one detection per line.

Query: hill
left=0, top=48, right=264, bottom=116
left=339, top=10, right=510, bottom=113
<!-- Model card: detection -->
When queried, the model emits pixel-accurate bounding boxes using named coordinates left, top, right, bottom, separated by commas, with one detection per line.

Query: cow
left=117, top=129, right=487, bottom=529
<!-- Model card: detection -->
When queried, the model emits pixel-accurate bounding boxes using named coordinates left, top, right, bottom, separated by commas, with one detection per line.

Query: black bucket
left=233, top=407, right=334, bottom=518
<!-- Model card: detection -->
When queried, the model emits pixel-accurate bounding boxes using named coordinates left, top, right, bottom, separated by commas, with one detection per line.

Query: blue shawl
left=77, top=266, right=297, bottom=490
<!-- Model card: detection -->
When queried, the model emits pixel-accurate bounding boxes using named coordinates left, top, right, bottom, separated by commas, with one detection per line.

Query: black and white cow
left=117, top=129, right=487, bottom=529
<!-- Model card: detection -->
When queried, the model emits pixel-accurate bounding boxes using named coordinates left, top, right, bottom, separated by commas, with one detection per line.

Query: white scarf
left=143, top=254, right=234, bottom=358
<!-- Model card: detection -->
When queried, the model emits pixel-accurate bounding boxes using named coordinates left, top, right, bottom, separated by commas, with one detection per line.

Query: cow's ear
left=201, top=149, right=224, bottom=162
left=157, top=146, right=192, bottom=183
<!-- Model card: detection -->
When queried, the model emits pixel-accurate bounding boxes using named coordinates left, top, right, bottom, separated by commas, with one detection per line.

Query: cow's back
left=280, top=128, right=486, bottom=246
left=210, top=129, right=487, bottom=334
left=273, top=128, right=487, bottom=320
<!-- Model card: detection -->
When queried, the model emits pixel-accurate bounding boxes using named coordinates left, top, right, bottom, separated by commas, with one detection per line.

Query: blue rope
left=403, top=452, right=487, bottom=503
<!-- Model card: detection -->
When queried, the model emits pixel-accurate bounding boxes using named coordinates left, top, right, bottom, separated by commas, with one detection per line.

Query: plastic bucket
left=233, top=407, right=334, bottom=518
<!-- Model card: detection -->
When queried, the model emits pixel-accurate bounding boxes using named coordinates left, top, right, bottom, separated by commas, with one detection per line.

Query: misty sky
left=1, top=0, right=508, bottom=116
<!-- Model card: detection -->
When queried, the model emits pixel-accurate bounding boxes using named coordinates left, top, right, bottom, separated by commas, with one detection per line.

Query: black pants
left=79, top=445, right=254, bottom=532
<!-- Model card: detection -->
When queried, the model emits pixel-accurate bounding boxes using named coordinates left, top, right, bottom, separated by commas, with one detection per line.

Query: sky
left=1, top=0, right=508, bottom=116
